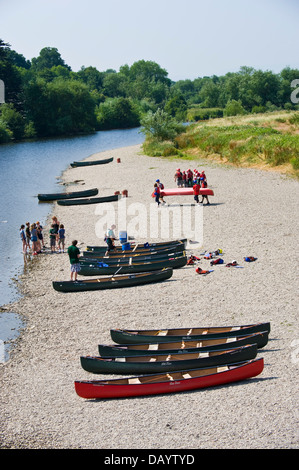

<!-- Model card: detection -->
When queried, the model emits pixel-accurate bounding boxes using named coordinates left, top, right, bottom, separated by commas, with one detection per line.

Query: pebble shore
left=0, top=144, right=298, bottom=449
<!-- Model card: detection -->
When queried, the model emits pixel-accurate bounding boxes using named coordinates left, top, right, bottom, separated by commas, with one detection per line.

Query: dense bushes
left=1, top=38, right=299, bottom=144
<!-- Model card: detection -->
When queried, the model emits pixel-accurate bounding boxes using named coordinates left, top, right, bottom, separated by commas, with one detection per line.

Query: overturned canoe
left=74, top=358, right=264, bottom=399
left=79, top=250, right=186, bottom=266
left=160, top=188, right=214, bottom=197
left=82, top=244, right=185, bottom=258
left=70, top=157, right=113, bottom=167
left=110, top=323, right=271, bottom=344
left=98, top=332, right=269, bottom=357
left=86, top=239, right=187, bottom=253
left=79, top=254, right=187, bottom=276
left=57, top=194, right=120, bottom=206
left=52, top=268, right=173, bottom=292
left=38, top=188, right=98, bottom=202
left=80, top=344, right=257, bottom=375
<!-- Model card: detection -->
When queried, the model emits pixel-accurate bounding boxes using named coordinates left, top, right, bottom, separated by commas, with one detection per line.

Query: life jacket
left=210, top=258, right=224, bottom=265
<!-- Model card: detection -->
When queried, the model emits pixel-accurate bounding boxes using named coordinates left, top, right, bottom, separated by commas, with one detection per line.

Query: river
left=0, top=128, right=144, bottom=361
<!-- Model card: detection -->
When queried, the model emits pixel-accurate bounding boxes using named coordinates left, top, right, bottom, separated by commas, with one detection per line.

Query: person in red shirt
left=193, top=181, right=201, bottom=203
left=174, top=169, right=183, bottom=187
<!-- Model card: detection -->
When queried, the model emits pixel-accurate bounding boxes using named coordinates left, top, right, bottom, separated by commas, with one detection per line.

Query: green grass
left=142, top=110, right=299, bottom=177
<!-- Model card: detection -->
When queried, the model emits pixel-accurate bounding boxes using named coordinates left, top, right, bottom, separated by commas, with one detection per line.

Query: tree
left=0, top=103, right=24, bottom=139
left=24, top=78, right=96, bottom=136
left=31, top=47, right=71, bottom=71
left=140, top=108, right=184, bottom=142
left=96, top=97, right=140, bottom=130
left=224, top=100, right=246, bottom=116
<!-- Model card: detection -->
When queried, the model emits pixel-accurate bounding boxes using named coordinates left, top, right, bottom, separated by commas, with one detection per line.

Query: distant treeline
left=0, top=39, right=298, bottom=143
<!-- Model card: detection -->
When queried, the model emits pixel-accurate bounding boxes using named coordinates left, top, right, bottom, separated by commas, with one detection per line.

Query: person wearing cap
left=153, top=183, right=161, bottom=206
left=105, top=224, right=116, bottom=252
left=156, top=179, right=165, bottom=204
left=193, top=180, right=201, bottom=204
left=174, top=169, right=183, bottom=187
left=200, top=177, right=210, bottom=205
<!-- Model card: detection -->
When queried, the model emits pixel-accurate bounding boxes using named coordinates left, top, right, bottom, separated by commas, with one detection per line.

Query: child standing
left=58, top=224, right=65, bottom=253
left=25, top=222, right=31, bottom=251
left=49, top=224, right=57, bottom=253
left=30, top=223, right=38, bottom=255
left=20, top=225, right=27, bottom=253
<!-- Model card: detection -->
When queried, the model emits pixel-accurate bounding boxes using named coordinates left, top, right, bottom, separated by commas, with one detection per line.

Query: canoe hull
left=160, top=188, right=214, bottom=197
left=79, top=250, right=186, bottom=265
left=86, top=239, right=187, bottom=253
left=80, top=345, right=257, bottom=375
left=74, top=358, right=264, bottom=399
left=110, top=323, right=271, bottom=344
left=57, top=194, right=120, bottom=206
left=70, top=157, right=113, bottom=167
left=79, top=255, right=187, bottom=276
left=52, top=268, right=173, bottom=292
left=82, top=244, right=185, bottom=258
left=98, top=332, right=269, bottom=357
left=38, top=188, right=98, bottom=201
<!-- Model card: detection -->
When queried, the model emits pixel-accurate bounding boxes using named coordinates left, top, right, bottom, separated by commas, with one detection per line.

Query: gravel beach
left=0, top=144, right=298, bottom=449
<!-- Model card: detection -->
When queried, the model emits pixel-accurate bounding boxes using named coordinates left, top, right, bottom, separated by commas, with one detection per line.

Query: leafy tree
left=96, top=97, right=140, bottom=130
left=24, top=78, right=96, bottom=136
left=31, top=47, right=71, bottom=71
left=0, top=39, right=23, bottom=108
left=0, top=103, right=24, bottom=139
left=140, top=108, right=184, bottom=142
left=224, top=99, right=246, bottom=116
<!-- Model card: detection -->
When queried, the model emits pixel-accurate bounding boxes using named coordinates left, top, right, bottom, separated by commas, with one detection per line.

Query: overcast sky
left=1, top=0, right=298, bottom=81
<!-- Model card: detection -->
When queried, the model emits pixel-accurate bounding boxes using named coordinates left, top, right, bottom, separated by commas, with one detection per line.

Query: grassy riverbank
left=143, top=110, right=299, bottom=177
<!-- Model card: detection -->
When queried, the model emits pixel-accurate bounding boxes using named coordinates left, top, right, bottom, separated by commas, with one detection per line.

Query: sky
left=0, top=0, right=298, bottom=81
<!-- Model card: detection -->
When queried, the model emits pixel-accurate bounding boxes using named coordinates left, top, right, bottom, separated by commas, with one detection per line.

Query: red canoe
left=152, top=188, right=214, bottom=197
left=74, top=358, right=264, bottom=399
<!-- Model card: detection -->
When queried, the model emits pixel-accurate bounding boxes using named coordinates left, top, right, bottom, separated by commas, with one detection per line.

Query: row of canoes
left=38, top=157, right=114, bottom=202
left=52, top=239, right=188, bottom=292
left=74, top=322, right=270, bottom=399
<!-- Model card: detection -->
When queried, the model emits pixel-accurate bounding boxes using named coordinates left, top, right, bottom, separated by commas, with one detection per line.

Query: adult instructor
left=67, top=240, right=81, bottom=281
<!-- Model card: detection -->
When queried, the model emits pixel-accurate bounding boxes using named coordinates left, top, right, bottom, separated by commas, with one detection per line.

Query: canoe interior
left=76, top=359, right=263, bottom=386
left=86, top=239, right=187, bottom=252
left=98, top=332, right=268, bottom=356
left=112, top=323, right=270, bottom=337
left=85, top=345, right=257, bottom=364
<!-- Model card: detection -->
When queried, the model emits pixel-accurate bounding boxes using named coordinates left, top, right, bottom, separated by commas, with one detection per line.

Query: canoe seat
left=217, top=366, right=229, bottom=372
left=157, top=330, right=168, bottom=336
left=183, top=373, right=192, bottom=379
left=128, top=378, right=141, bottom=384
left=166, top=373, right=174, bottom=381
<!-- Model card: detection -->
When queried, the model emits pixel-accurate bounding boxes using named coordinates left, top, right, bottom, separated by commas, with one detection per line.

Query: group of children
left=19, top=216, right=66, bottom=255
left=174, top=168, right=207, bottom=188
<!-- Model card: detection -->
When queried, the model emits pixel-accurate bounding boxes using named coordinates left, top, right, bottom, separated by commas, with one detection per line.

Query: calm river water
left=0, top=128, right=144, bottom=360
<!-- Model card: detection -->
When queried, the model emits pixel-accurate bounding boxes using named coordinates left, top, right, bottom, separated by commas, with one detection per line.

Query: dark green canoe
left=82, top=244, right=185, bottom=258
left=52, top=268, right=173, bottom=292
left=57, top=194, right=120, bottom=206
left=79, top=254, right=187, bottom=276
left=86, top=239, right=187, bottom=254
left=79, top=250, right=186, bottom=266
left=38, top=188, right=98, bottom=202
left=70, top=157, right=113, bottom=167
left=98, top=332, right=269, bottom=358
left=80, top=344, right=258, bottom=375
left=110, top=323, right=271, bottom=344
